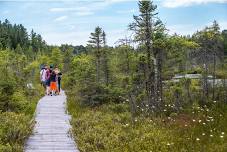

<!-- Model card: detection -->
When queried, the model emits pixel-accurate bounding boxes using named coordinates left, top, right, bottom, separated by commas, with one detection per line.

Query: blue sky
left=0, top=0, right=227, bottom=46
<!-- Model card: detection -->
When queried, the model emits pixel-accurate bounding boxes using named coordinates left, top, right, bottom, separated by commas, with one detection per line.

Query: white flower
left=135, top=119, right=138, bottom=122
left=220, top=135, right=224, bottom=138
left=213, top=100, right=217, bottom=103
left=202, top=133, right=206, bottom=136
left=203, top=123, right=206, bottom=125
left=196, top=138, right=200, bottom=141
left=164, top=109, right=167, bottom=112
left=210, top=134, right=213, bottom=137
left=192, top=119, right=196, bottom=122
left=125, top=124, right=129, bottom=126
left=185, top=124, right=188, bottom=127
left=199, top=120, right=202, bottom=123
left=222, top=132, right=225, bottom=135
left=167, top=143, right=171, bottom=146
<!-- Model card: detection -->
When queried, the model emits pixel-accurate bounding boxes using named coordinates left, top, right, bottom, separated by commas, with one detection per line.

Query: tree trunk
left=129, top=93, right=136, bottom=125
left=125, top=48, right=130, bottom=74
left=224, top=78, right=227, bottom=104
left=144, top=13, right=156, bottom=111
left=96, top=40, right=101, bottom=83
left=103, top=50, right=109, bottom=86
left=153, top=58, right=158, bottom=109
left=212, top=53, right=216, bottom=100
left=156, top=50, right=163, bottom=108
left=96, top=49, right=101, bottom=83
left=202, top=63, right=209, bottom=105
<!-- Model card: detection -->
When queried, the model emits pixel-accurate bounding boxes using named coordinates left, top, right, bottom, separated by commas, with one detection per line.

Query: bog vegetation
left=0, top=19, right=70, bottom=151
left=1, top=0, right=227, bottom=152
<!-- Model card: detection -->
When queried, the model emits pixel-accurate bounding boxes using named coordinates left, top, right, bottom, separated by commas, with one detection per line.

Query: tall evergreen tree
left=129, top=0, right=164, bottom=111
left=88, top=26, right=103, bottom=83
left=102, top=31, right=110, bottom=86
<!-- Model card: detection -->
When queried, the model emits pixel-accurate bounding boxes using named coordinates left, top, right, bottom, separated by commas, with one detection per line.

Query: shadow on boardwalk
left=24, top=91, right=79, bottom=152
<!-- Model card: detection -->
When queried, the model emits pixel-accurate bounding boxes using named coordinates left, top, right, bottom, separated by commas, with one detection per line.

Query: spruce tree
left=129, top=0, right=164, bottom=111
left=88, top=26, right=103, bottom=83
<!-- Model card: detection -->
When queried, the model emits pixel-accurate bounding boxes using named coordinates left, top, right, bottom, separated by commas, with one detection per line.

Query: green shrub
left=9, top=91, right=28, bottom=112
left=78, top=84, right=125, bottom=106
left=0, top=112, right=32, bottom=152
left=0, top=143, right=13, bottom=152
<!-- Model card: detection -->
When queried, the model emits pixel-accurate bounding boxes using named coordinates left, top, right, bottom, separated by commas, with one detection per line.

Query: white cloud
left=69, top=25, right=75, bottom=30
left=162, top=0, right=227, bottom=8
left=116, top=9, right=135, bottom=14
left=49, top=0, right=133, bottom=14
left=54, top=16, right=68, bottom=22
left=74, top=11, right=94, bottom=16
left=2, top=10, right=10, bottom=14
left=41, top=28, right=129, bottom=46
left=166, top=20, right=227, bottom=36
left=50, top=6, right=94, bottom=16
left=42, top=31, right=89, bottom=46
left=166, top=24, right=200, bottom=35
left=220, top=21, right=227, bottom=30
left=49, top=7, right=89, bottom=12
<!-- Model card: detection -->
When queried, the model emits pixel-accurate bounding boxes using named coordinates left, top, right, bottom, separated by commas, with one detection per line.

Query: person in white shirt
left=40, top=65, right=47, bottom=93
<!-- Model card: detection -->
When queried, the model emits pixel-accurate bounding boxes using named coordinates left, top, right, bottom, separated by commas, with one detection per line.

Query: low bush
left=0, top=112, right=32, bottom=152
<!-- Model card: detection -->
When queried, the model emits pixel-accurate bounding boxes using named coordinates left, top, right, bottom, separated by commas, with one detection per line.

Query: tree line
left=65, top=0, right=227, bottom=121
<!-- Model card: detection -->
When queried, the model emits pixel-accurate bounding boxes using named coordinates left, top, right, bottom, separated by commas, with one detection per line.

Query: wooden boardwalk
left=24, top=91, right=79, bottom=152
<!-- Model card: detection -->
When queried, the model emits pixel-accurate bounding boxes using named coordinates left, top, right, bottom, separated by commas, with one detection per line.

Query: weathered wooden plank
left=24, top=91, right=79, bottom=152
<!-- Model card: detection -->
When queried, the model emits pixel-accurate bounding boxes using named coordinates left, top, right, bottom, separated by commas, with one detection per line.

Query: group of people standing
left=40, top=65, right=62, bottom=96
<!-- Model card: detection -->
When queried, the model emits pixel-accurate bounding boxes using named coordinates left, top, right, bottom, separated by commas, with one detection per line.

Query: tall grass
left=67, top=94, right=227, bottom=152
